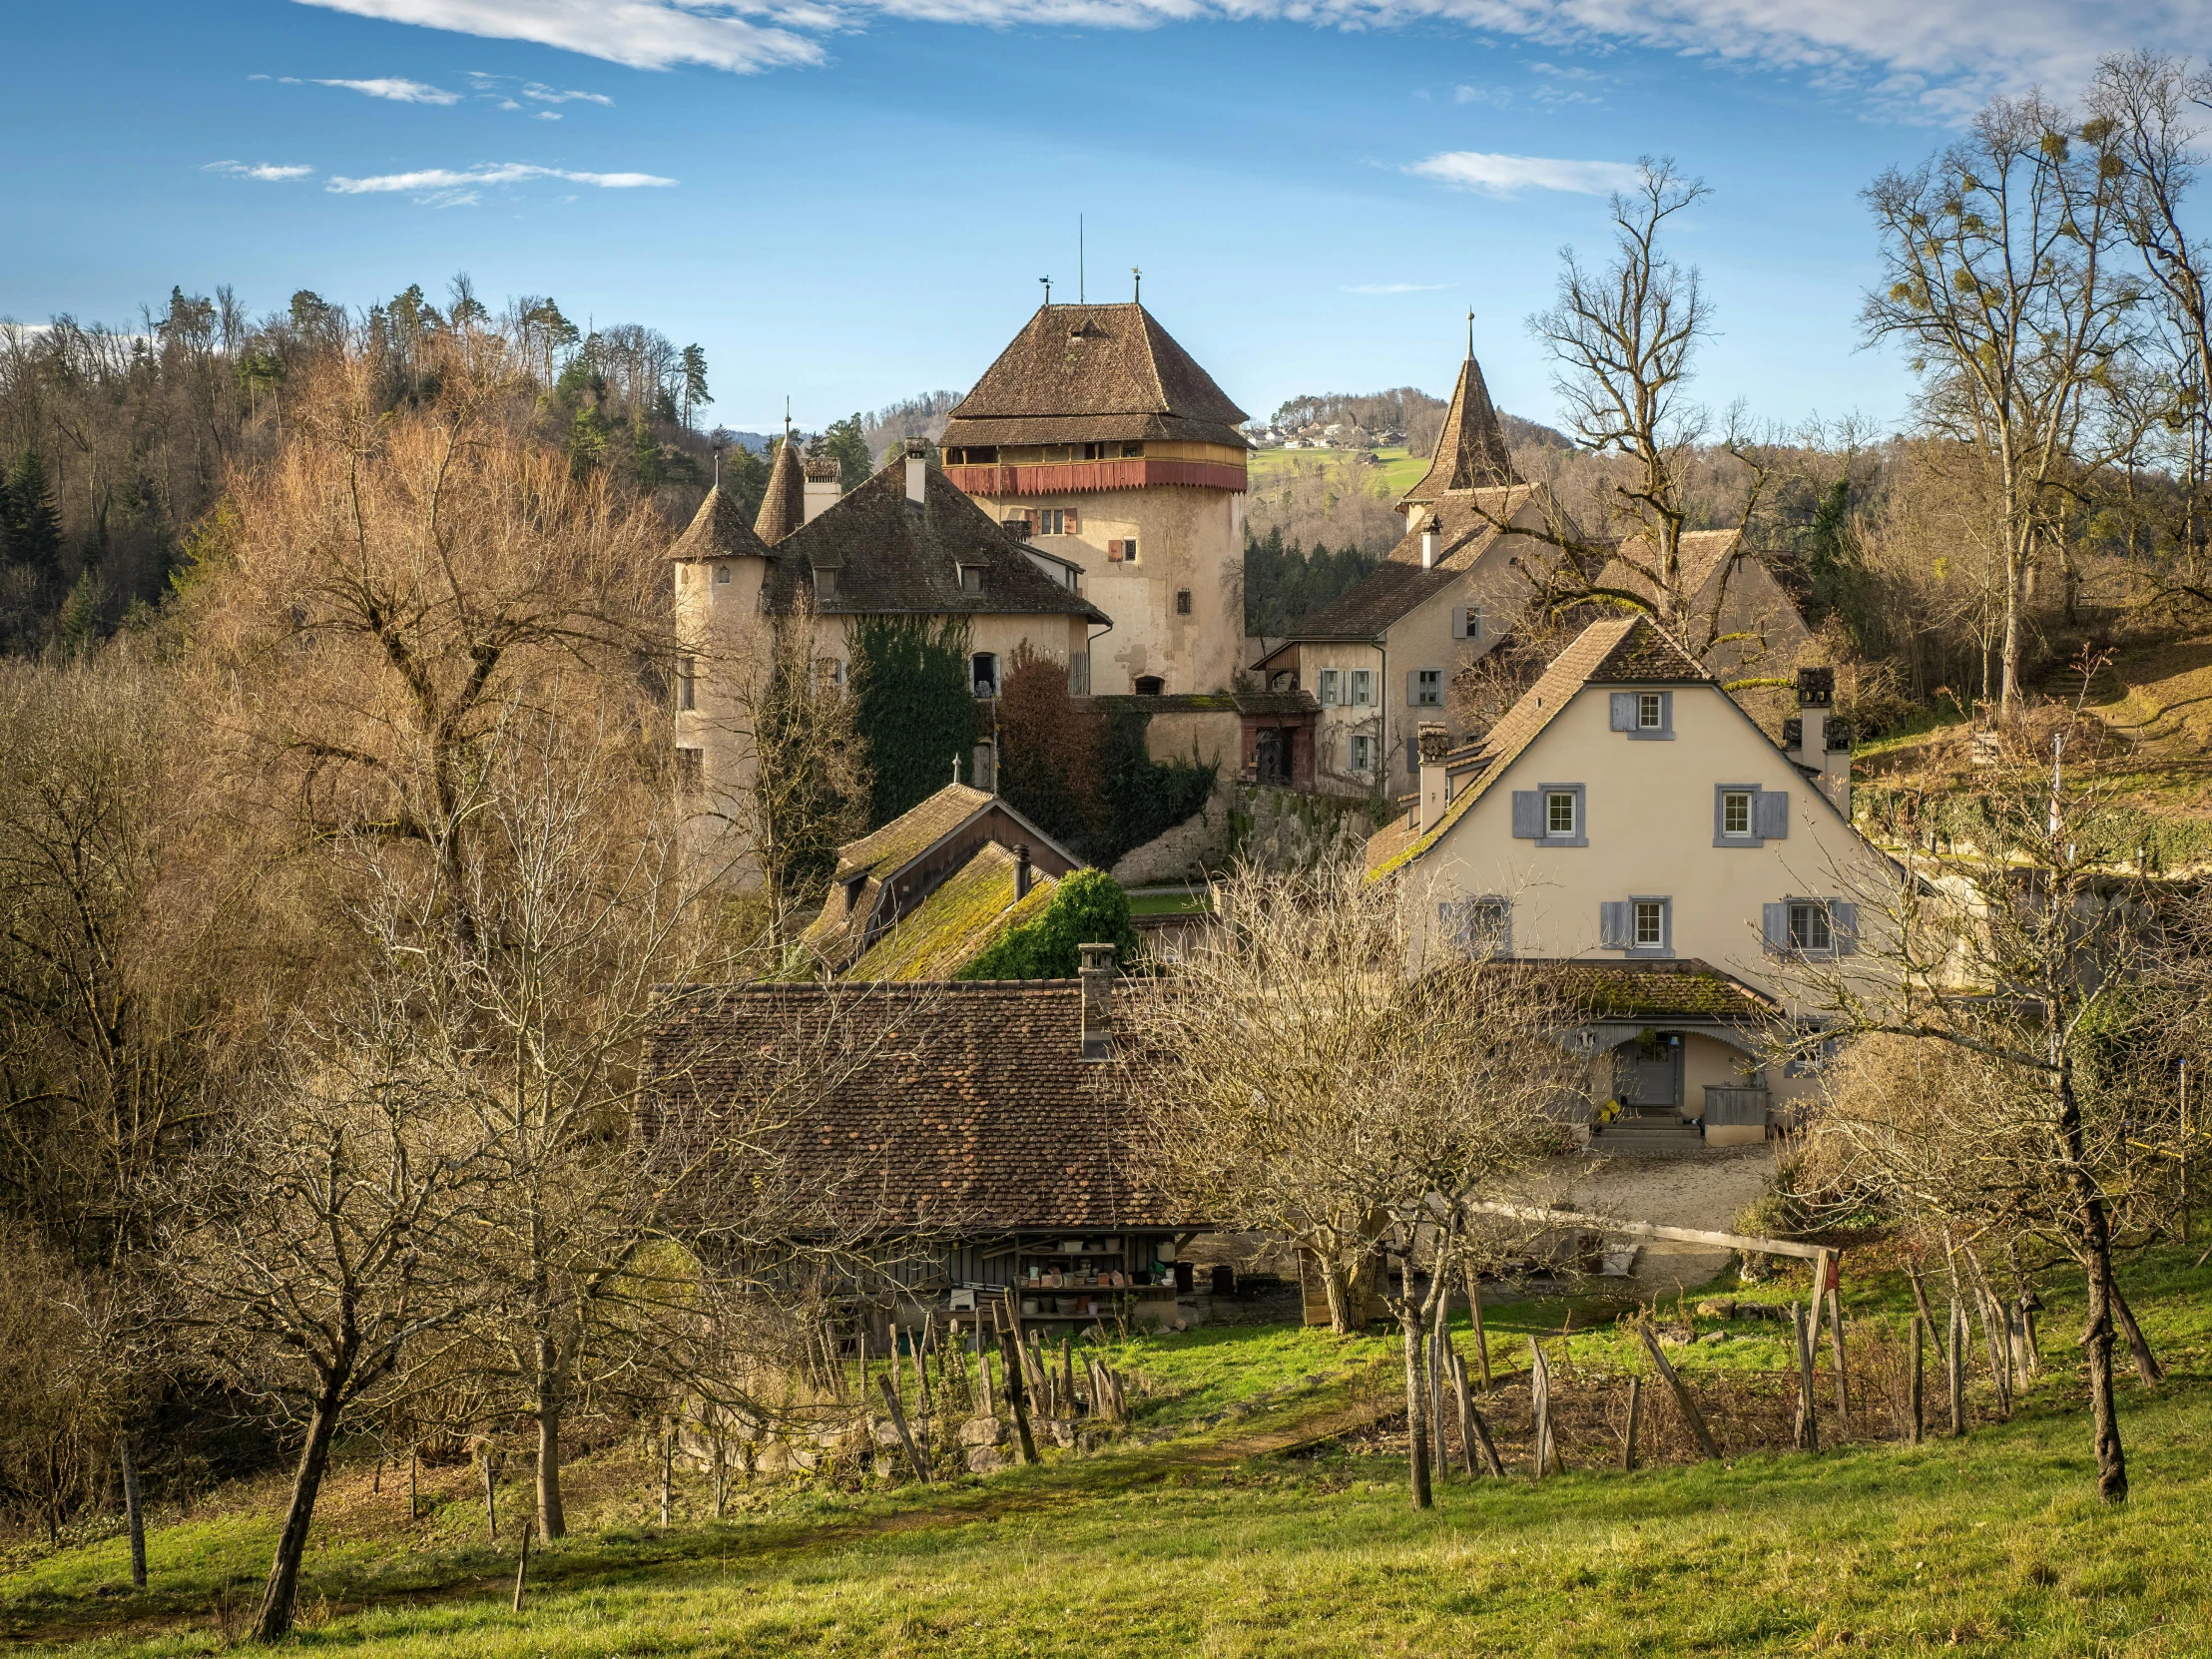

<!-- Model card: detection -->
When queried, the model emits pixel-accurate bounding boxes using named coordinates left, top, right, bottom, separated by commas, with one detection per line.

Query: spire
left=670, top=483, right=774, bottom=562
left=755, top=418, right=806, bottom=544
left=1400, top=329, right=1520, bottom=506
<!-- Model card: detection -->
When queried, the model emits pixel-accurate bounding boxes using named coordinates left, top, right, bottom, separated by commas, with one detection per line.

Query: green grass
left=1126, top=890, right=1208, bottom=917
left=1249, top=445, right=1428, bottom=499
left=8, top=1246, right=2208, bottom=1657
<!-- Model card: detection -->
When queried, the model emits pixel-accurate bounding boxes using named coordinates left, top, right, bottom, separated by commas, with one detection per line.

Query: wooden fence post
left=1634, top=1320, right=1720, bottom=1460
left=1528, top=1339, right=1552, bottom=1480
left=875, top=1375, right=931, bottom=1482
left=1622, top=1377, right=1643, bottom=1472
left=1462, top=1264, right=1491, bottom=1389
left=512, top=1518, right=533, bottom=1613
left=658, top=1422, right=673, bottom=1526
left=408, top=1446, right=418, bottom=1521
left=1909, top=1316, right=1925, bottom=1445
left=997, top=1334, right=1039, bottom=1466
left=1791, top=1303, right=1819, bottom=1453
left=120, top=1435, right=147, bottom=1591
left=1446, top=1351, right=1479, bottom=1476
left=1947, top=1298, right=1966, bottom=1437
left=484, top=1446, right=500, bottom=1542
left=1827, top=1287, right=1852, bottom=1428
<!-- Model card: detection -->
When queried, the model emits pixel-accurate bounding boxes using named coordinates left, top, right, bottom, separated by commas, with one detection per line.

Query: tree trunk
left=1398, top=1255, right=1430, bottom=1510
left=536, top=1400, right=567, bottom=1541
left=2056, top=1060, right=2127, bottom=1503
left=1319, top=1255, right=1356, bottom=1336
left=2109, top=1282, right=2164, bottom=1387
left=254, top=1381, right=345, bottom=1641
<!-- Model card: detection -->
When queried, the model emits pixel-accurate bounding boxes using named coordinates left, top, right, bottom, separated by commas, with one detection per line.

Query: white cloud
left=521, top=81, right=613, bottom=105
left=314, top=76, right=462, bottom=102
left=536, top=110, right=563, bottom=119
left=1345, top=281, right=1449, bottom=292
left=1453, top=84, right=1507, bottom=105
left=1406, top=151, right=1642, bottom=196
left=204, top=160, right=316, bottom=181
left=324, top=162, right=678, bottom=204
left=288, top=0, right=2212, bottom=115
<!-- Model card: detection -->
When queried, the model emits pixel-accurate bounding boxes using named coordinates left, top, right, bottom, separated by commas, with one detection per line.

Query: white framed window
left=1351, top=669, right=1375, bottom=708
left=1714, top=785, right=1788, bottom=846
left=1789, top=900, right=1832, bottom=953
left=1319, top=669, right=1341, bottom=707
left=1764, top=897, right=1858, bottom=959
left=1439, top=894, right=1511, bottom=957
left=1610, top=690, right=1674, bottom=741
left=1601, top=895, right=1672, bottom=955
left=1546, top=790, right=1577, bottom=837
left=1511, top=783, right=1587, bottom=846
left=1722, top=789, right=1752, bottom=836
left=1414, top=668, right=1443, bottom=708
left=1036, top=507, right=1067, bottom=535
left=1638, top=692, right=1664, bottom=731
left=1635, top=900, right=1666, bottom=947
left=1350, top=734, right=1375, bottom=774
left=971, top=652, right=999, bottom=697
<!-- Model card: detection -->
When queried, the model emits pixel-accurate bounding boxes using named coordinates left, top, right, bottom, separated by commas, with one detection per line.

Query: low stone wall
left=1109, top=783, right=1379, bottom=886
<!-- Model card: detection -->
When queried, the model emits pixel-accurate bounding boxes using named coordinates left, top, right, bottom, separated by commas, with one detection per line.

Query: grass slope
left=7, top=1249, right=2207, bottom=1657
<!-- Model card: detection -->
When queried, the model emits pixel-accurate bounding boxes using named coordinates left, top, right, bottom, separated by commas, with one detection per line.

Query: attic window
left=815, top=565, right=836, bottom=598
left=960, top=564, right=982, bottom=596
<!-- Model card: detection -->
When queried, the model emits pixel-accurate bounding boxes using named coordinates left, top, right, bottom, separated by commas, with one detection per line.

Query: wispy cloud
left=1406, top=151, right=1642, bottom=197
left=286, top=0, right=2212, bottom=116
left=323, top=161, right=677, bottom=206
left=314, top=76, right=460, bottom=102
left=204, top=160, right=316, bottom=182
left=1345, top=281, right=1449, bottom=293
left=1453, top=85, right=1508, bottom=106
left=521, top=81, right=612, bottom=106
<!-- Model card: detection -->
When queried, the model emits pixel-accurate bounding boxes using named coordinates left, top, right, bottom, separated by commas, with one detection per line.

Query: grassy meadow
left=4, top=1245, right=2207, bottom=1657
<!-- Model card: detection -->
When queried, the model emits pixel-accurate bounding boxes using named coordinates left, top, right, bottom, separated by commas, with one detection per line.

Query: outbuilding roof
left=641, top=979, right=1179, bottom=1232
left=940, top=303, right=1250, bottom=451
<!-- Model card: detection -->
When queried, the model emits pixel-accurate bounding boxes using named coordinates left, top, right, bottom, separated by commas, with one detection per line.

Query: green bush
left=958, top=868, right=1142, bottom=980
left=1099, top=711, right=1215, bottom=865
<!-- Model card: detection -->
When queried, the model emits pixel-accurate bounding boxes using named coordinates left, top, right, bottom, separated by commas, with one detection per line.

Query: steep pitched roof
left=1595, top=530, right=1746, bottom=607
left=1262, top=484, right=1533, bottom=647
left=940, top=303, right=1250, bottom=450
left=668, top=485, right=775, bottom=563
left=834, top=783, right=997, bottom=883
left=1400, top=345, right=1520, bottom=505
left=755, top=436, right=807, bottom=544
left=641, top=979, right=1182, bottom=1231
left=842, top=844, right=1059, bottom=981
left=1368, top=616, right=1709, bottom=874
left=774, top=462, right=1108, bottom=624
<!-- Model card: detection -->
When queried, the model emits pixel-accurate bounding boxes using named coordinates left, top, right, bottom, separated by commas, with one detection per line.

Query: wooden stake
left=1827, top=1287, right=1852, bottom=1427
left=1462, top=1264, right=1491, bottom=1389
left=1061, top=1336, right=1076, bottom=1420
left=1446, top=1351, right=1479, bottom=1476
left=1909, top=1316, right=1925, bottom=1445
left=1906, top=1261, right=1945, bottom=1368
left=1947, top=1298, right=1966, bottom=1437
left=658, top=1420, right=673, bottom=1526
left=484, top=1447, right=499, bottom=1542
left=1622, top=1377, right=1643, bottom=1472
left=512, top=1519, right=533, bottom=1613
left=1528, top=1339, right=1557, bottom=1478
left=1791, top=1303, right=1820, bottom=1453
left=1464, top=1392, right=1506, bottom=1478
left=1634, top=1320, right=1720, bottom=1460
left=875, top=1375, right=930, bottom=1482
left=409, top=1447, right=419, bottom=1521
left=120, top=1434, right=147, bottom=1591
left=996, top=1334, right=1039, bottom=1466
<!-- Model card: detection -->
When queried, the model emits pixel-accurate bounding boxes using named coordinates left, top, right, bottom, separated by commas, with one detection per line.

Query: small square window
left=715, top=564, right=731, bottom=585
left=1638, top=692, right=1664, bottom=730
left=1635, top=900, right=1665, bottom=947
left=1176, top=589, right=1192, bottom=616
left=1723, top=791, right=1752, bottom=836
left=1416, top=669, right=1442, bottom=708
left=1789, top=901, right=1832, bottom=953
left=1546, top=791, right=1577, bottom=837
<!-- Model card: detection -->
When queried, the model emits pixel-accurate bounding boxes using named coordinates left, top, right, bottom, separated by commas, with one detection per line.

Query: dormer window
left=960, top=564, right=982, bottom=596
left=814, top=564, right=837, bottom=599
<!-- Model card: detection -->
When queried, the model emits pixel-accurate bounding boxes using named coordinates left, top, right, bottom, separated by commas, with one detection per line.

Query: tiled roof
left=669, top=485, right=776, bottom=563
left=755, top=437, right=806, bottom=544
left=1077, top=690, right=1319, bottom=716
left=1270, top=486, right=1533, bottom=643
left=773, top=462, right=1108, bottom=624
left=833, top=783, right=995, bottom=882
left=941, top=303, right=1249, bottom=451
left=1368, top=616, right=1710, bottom=874
left=1523, top=958, right=1781, bottom=1022
left=641, top=980, right=1182, bottom=1231
left=843, top=844, right=1059, bottom=981
left=1400, top=348, right=1520, bottom=504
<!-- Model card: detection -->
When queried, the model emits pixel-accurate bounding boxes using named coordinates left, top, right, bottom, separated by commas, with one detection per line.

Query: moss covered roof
left=834, top=784, right=996, bottom=882
left=843, top=844, right=1059, bottom=981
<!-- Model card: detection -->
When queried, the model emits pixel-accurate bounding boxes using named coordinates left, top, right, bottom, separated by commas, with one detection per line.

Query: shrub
left=959, top=867, right=1141, bottom=980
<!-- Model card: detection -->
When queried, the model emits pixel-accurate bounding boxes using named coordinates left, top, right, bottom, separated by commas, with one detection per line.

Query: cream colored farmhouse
left=1369, top=615, right=1891, bottom=1148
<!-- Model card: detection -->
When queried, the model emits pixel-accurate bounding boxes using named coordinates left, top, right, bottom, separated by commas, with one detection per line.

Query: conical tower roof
left=755, top=427, right=807, bottom=544
left=670, top=484, right=775, bottom=562
left=1401, top=322, right=1520, bottom=505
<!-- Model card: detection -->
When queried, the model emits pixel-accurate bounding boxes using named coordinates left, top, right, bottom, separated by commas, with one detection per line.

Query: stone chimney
left=1416, top=723, right=1451, bottom=831
left=1784, top=667, right=1851, bottom=813
left=1420, top=525, right=1439, bottom=569
left=1014, top=842, right=1033, bottom=900
left=1079, top=941, right=1115, bottom=1061
left=802, top=454, right=842, bottom=524
left=903, top=437, right=929, bottom=506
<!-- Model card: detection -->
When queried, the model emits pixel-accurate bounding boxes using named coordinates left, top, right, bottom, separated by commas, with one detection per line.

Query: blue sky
left=6, top=1, right=2205, bottom=435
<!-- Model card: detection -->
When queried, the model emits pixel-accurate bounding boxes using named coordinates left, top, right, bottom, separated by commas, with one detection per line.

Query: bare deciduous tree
left=1124, top=859, right=1577, bottom=1509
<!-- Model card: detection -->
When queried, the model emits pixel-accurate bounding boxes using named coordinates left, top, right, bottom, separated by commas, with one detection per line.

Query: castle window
left=1350, top=734, right=1374, bottom=774
left=1350, top=670, right=1374, bottom=707
left=1121, top=442, right=1143, bottom=458
left=1036, top=507, right=1066, bottom=535
left=715, top=563, right=731, bottom=585
left=960, top=564, right=982, bottom=596
left=1319, top=669, right=1341, bottom=706
left=971, top=653, right=999, bottom=697
left=1134, top=676, right=1165, bottom=696
left=677, top=657, right=696, bottom=712
left=1176, top=589, right=1192, bottom=615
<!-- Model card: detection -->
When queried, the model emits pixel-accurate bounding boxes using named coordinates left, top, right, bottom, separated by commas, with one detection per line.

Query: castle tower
left=1398, top=321, right=1520, bottom=517
left=939, top=303, right=1249, bottom=695
left=671, top=483, right=780, bottom=884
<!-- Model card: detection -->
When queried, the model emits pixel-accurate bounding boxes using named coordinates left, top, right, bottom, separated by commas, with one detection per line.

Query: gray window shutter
left=1832, top=901, right=1860, bottom=955
left=1406, top=670, right=1420, bottom=706
left=1450, top=607, right=1467, bottom=641
left=1510, top=791, right=1541, bottom=838
left=1610, top=692, right=1637, bottom=732
left=1763, top=902, right=1789, bottom=954
left=1755, top=789, right=1790, bottom=838
left=1713, top=786, right=1727, bottom=841
left=1600, top=900, right=1632, bottom=948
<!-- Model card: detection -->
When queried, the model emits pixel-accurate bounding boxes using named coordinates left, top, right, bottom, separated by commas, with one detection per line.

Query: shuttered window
left=1603, top=895, right=1672, bottom=955
left=1451, top=607, right=1481, bottom=642
left=1609, top=690, right=1674, bottom=740
left=1714, top=786, right=1788, bottom=846
left=1351, top=670, right=1375, bottom=707
left=1410, top=668, right=1443, bottom=707
left=1765, top=897, right=1859, bottom=959
left=1319, top=669, right=1341, bottom=706
left=1511, top=784, right=1587, bottom=846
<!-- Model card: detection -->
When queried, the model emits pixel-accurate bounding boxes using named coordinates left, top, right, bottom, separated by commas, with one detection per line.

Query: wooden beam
left=1462, top=1201, right=1829, bottom=1262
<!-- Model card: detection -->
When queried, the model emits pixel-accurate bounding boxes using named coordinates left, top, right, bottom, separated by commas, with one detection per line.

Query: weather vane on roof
left=1040, top=276, right=1051, bottom=305
left=1132, top=266, right=1142, bottom=303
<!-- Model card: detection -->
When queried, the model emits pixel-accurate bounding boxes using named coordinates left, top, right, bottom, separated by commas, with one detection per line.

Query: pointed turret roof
left=755, top=426, right=807, bottom=544
left=669, top=485, right=774, bottom=563
left=1400, top=323, right=1520, bottom=506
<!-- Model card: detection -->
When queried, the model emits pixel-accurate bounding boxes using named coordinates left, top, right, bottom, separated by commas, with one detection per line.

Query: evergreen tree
left=812, top=414, right=873, bottom=490
left=680, top=343, right=711, bottom=429
left=56, top=569, right=102, bottom=653
left=845, top=614, right=976, bottom=828
left=630, top=412, right=663, bottom=490
left=567, top=404, right=609, bottom=481
left=4, top=451, right=62, bottom=574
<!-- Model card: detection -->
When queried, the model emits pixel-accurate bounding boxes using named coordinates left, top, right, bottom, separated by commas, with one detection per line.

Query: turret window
left=1176, top=589, right=1192, bottom=615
